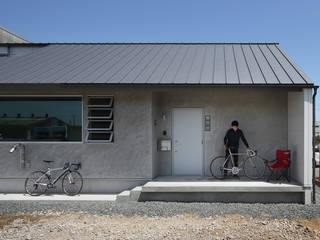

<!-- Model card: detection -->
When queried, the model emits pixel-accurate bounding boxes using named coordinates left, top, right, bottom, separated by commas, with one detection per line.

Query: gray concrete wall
left=0, top=85, right=308, bottom=193
left=153, top=88, right=289, bottom=176
left=288, top=91, right=304, bottom=184
left=0, top=85, right=153, bottom=193
left=151, top=92, right=160, bottom=178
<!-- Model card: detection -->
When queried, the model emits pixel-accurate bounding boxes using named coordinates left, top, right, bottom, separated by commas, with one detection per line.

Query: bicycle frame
left=223, top=148, right=251, bottom=172
left=36, top=167, right=71, bottom=186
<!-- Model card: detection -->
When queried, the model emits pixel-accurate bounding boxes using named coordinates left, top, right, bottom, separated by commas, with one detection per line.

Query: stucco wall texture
left=0, top=92, right=153, bottom=179
left=153, top=88, right=289, bottom=176
left=0, top=85, right=306, bottom=193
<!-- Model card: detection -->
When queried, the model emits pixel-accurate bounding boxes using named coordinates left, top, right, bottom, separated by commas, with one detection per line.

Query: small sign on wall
left=205, top=115, right=211, bottom=131
left=158, top=139, right=172, bottom=151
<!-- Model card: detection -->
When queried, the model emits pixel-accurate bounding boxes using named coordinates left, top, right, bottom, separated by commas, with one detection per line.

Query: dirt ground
left=0, top=213, right=319, bottom=240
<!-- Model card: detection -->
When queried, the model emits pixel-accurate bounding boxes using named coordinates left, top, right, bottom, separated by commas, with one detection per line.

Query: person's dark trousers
left=225, top=147, right=239, bottom=168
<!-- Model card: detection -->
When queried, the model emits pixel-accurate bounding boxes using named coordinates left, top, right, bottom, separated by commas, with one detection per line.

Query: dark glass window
left=0, top=97, right=82, bottom=142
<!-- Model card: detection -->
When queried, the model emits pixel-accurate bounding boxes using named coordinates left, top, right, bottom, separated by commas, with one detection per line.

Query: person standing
left=224, top=120, right=250, bottom=170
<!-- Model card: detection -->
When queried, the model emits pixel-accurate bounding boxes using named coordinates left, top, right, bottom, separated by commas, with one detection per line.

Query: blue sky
left=1, top=0, right=320, bottom=116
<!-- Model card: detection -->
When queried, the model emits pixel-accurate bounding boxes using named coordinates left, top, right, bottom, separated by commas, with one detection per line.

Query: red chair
left=266, top=150, right=291, bottom=182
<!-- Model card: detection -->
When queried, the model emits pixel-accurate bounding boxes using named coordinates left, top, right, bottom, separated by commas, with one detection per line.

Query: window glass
left=0, top=97, right=82, bottom=141
left=86, top=96, right=114, bottom=143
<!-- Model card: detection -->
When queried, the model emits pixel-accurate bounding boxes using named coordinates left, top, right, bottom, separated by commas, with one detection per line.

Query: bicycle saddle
left=43, top=160, right=54, bottom=163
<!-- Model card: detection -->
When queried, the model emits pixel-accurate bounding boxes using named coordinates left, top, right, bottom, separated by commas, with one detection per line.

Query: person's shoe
left=223, top=170, right=228, bottom=177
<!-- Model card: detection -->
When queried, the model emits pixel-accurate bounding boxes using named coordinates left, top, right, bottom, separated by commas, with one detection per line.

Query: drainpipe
left=312, top=86, right=318, bottom=204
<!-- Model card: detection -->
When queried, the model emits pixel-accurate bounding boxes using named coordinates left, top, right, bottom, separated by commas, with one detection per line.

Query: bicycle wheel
left=25, top=171, right=49, bottom=196
left=62, top=171, right=83, bottom=196
left=244, top=155, right=266, bottom=180
left=210, top=156, right=227, bottom=179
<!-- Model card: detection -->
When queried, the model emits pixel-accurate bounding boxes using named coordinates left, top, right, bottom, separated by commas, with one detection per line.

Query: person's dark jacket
left=224, top=128, right=249, bottom=149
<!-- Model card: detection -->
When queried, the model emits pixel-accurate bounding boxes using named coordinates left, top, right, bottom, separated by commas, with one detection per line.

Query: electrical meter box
left=158, top=139, right=171, bottom=151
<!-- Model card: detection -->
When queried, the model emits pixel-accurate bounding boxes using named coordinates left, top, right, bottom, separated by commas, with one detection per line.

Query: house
left=0, top=26, right=32, bottom=57
left=0, top=42, right=317, bottom=204
left=0, top=26, right=31, bottom=44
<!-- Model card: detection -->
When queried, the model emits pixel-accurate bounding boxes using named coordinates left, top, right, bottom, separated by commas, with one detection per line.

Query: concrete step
left=116, top=186, right=142, bottom=202
left=141, top=181, right=304, bottom=193
left=116, top=190, right=131, bottom=202
left=136, top=177, right=307, bottom=203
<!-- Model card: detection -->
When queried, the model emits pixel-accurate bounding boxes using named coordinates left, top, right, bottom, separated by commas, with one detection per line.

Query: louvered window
left=86, top=96, right=114, bottom=143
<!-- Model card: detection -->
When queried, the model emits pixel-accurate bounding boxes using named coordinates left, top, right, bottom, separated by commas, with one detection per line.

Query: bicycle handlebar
left=63, top=162, right=81, bottom=170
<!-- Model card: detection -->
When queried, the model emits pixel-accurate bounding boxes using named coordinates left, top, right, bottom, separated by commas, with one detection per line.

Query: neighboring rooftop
left=0, top=26, right=31, bottom=43
left=0, top=43, right=313, bottom=85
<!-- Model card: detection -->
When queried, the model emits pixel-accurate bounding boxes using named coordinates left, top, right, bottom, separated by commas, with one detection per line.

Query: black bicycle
left=24, top=160, right=83, bottom=196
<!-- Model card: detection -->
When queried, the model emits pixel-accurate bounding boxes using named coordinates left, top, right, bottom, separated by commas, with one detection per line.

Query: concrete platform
left=137, top=176, right=307, bottom=203
left=143, top=176, right=304, bottom=193
left=0, top=194, right=117, bottom=201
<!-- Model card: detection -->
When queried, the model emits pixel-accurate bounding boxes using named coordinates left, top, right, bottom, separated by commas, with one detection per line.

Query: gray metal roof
left=0, top=26, right=31, bottom=43
left=0, top=43, right=313, bottom=85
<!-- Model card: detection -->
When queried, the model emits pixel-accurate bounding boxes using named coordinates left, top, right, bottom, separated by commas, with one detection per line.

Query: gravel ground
left=1, top=213, right=320, bottom=240
left=0, top=186, right=319, bottom=239
left=0, top=186, right=319, bottom=219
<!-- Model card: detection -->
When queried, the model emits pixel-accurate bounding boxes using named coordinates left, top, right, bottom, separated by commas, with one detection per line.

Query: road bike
left=24, top=160, right=83, bottom=196
left=210, top=148, right=265, bottom=180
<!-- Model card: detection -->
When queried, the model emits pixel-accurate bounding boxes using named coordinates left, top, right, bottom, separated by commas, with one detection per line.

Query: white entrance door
left=172, top=108, right=203, bottom=175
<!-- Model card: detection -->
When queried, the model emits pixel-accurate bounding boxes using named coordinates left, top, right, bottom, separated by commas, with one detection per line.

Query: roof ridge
left=0, top=42, right=279, bottom=46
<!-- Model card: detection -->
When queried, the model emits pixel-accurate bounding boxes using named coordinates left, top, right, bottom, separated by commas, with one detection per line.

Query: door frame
left=171, top=107, right=205, bottom=176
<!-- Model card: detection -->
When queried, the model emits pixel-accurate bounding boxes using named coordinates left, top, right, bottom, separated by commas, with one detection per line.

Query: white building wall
left=288, top=91, right=304, bottom=184
left=288, top=89, right=313, bottom=203
left=303, top=88, right=313, bottom=187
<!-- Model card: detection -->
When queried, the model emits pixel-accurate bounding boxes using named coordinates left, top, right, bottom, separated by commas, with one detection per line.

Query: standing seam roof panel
left=148, top=45, right=180, bottom=83
left=100, top=45, right=147, bottom=83
left=57, top=45, right=121, bottom=83
left=158, top=46, right=183, bottom=84
left=187, top=45, right=206, bottom=83
left=159, top=45, right=185, bottom=84
left=0, top=43, right=314, bottom=85
left=134, top=45, right=172, bottom=83
left=241, top=45, right=266, bottom=84
left=0, top=45, right=63, bottom=81
left=83, top=45, right=131, bottom=83
left=45, top=45, right=105, bottom=83
left=225, top=45, right=239, bottom=84
left=200, top=45, right=215, bottom=84
left=267, top=45, right=306, bottom=84
left=250, top=45, right=279, bottom=84
left=121, top=45, right=163, bottom=83
left=148, top=46, right=179, bottom=83
left=259, top=45, right=292, bottom=84
left=10, top=45, right=79, bottom=83
left=35, top=45, right=99, bottom=83
left=276, top=45, right=312, bottom=84
left=213, top=45, right=226, bottom=84
left=63, top=45, right=122, bottom=83
left=233, top=45, right=252, bottom=84
left=93, top=45, right=140, bottom=83
left=0, top=45, right=51, bottom=71
left=171, top=45, right=196, bottom=84
left=110, top=45, right=155, bottom=83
